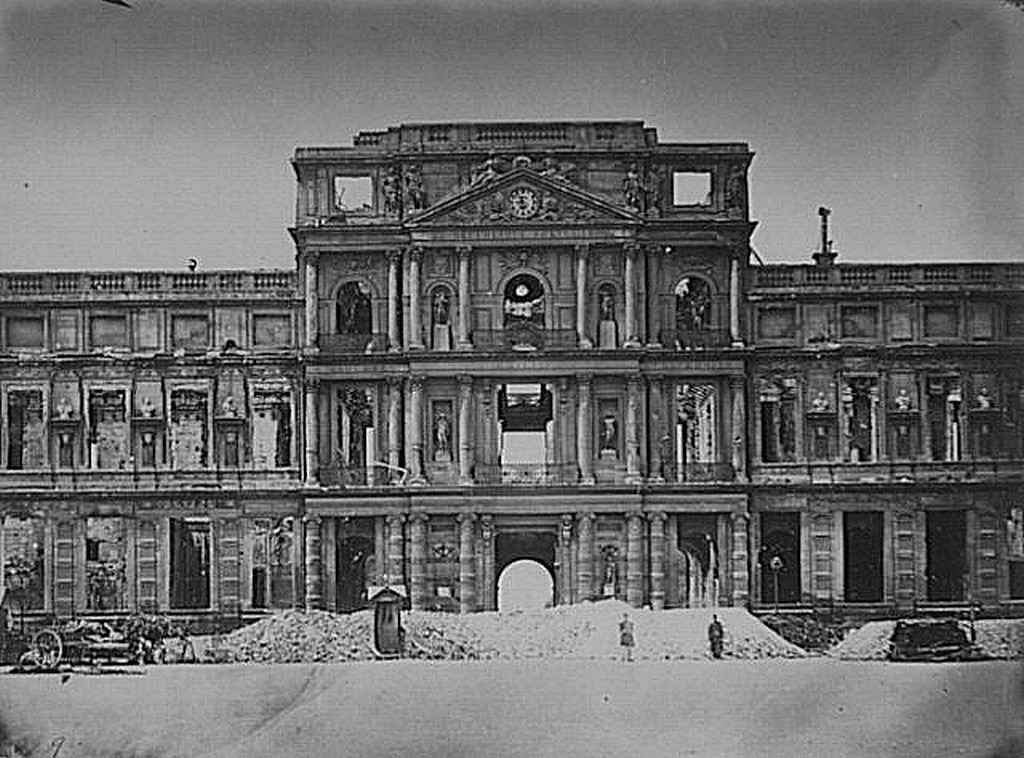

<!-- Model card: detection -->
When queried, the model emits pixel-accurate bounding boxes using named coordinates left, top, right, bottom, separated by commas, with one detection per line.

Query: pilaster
left=458, top=513, right=477, bottom=613
left=304, top=515, right=323, bottom=611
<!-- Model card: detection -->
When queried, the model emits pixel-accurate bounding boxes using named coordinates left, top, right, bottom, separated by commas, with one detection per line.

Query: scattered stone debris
left=218, top=601, right=808, bottom=664
left=827, top=618, right=1024, bottom=661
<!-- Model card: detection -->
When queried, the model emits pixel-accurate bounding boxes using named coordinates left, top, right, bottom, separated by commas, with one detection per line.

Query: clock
left=508, top=187, right=539, bottom=219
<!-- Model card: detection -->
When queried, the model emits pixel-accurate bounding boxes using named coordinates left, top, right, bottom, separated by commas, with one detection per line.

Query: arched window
left=503, top=273, right=545, bottom=329
left=675, top=276, right=713, bottom=333
left=336, top=281, right=372, bottom=335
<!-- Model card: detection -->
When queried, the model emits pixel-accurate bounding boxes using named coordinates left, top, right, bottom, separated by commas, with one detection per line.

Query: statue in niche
left=432, top=289, right=451, bottom=326
left=976, top=387, right=993, bottom=410
left=222, top=396, right=240, bottom=417
left=433, top=411, right=451, bottom=460
left=600, top=415, right=618, bottom=454
left=140, top=396, right=157, bottom=418
left=601, top=547, right=619, bottom=596
left=811, top=391, right=831, bottom=413
left=404, top=164, right=426, bottom=211
left=675, top=277, right=711, bottom=332
left=622, top=164, right=643, bottom=212
left=598, top=285, right=618, bottom=348
left=600, top=290, right=616, bottom=322
left=382, top=165, right=401, bottom=217
left=893, top=388, right=913, bottom=412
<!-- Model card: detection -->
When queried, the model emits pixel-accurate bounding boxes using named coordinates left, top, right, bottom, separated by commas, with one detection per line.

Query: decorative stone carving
left=622, top=163, right=643, bottom=212
left=726, top=164, right=747, bottom=216
left=644, top=165, right=663, bottom=217
left=382, top=165, right=401, bottom=217
left=404, top=164, right=426, bottom=211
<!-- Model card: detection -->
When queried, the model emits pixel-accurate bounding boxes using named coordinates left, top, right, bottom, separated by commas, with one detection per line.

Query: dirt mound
left=827, top=618, right=1024, bottom=660
left=219, top=601, right=807, bottom=663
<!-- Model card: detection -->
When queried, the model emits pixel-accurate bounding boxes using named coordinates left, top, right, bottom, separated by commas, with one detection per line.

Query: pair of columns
left=397, top=246, right=472, bottom=352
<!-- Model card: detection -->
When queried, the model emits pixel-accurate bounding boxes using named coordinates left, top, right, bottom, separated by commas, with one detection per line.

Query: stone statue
left=645, top=167, right=662, bottom=216
left=56, top=397, right=74, bottom=420
left=622, top=164, right=643, bottom=211
left=140, top=396, right=157, bottom=418
left=404, top=164, right=426, bottom=211
left=976, top=387, right=993, bottom=410
left=382, top=165, right=401, bottom=217
left=600, top=290, right=616, bottom=322
left=600, top=415, right=618, bottom=452
left=434, top=411, right=451, bottom=456
left=222, top=396, right=240, bottom=417
left=432, top=289, right=451, bottom=326
left=471, top=154, right=503, bottom=185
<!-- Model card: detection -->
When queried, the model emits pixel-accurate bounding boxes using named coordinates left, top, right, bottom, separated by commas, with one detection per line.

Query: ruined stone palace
left=1, top=121, right=1022, bottom=624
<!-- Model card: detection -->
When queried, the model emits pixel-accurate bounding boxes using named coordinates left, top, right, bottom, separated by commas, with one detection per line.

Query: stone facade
left=1, top=120, right=1023, bottom=624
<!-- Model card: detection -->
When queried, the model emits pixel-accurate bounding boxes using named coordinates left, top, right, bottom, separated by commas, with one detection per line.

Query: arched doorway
left=494, top=531, right=557, bottom=609
left=497, top=559, right=554, bottom=611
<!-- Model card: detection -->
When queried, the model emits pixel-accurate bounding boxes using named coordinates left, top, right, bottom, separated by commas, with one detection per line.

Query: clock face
left=508, top=187, right=539, bottom=219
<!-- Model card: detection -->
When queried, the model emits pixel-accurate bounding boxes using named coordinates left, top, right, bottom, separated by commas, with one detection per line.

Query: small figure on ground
left=619, top=612, right=636, bottom=662
left=708, top=613, right=724, bottom=659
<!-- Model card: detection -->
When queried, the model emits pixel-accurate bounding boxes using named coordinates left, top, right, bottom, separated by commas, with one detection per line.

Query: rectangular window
left=843, top=377, right=877, bottom=462
left=170, top=518, right=210, bottom=610
left=86, top=517, right=127, bottom=611
left=760, top=512, right=801, bottom=604
left=88, top=389, right=128, bottom=469
left=252, top=389, right=292, bottom=468
left=889, top=305, right=913, bottom=341
left=169, top=388, right=208, bottom=468
left=759, top=391, right=796, bottom=463
left=757, top=308, right=796, bottom=340
left=672, top=171, right=712, bottom=206
left=135, top=311, right=161, bottom=351
left=924, top=305, right=958, bottom=338
left=970, top=304, right=995, bottom=340
left=53, top=311, right=79, bottom=351
left=2, top=516, right=45, bottom=611
left=253, top=314, right=292, bottom=347
left=6, top=389, right=45, bottom=469
left=840, top=306, right=877, bottom=339
left=250, top=518, right=294, bottom=610
left=333, top=175, right=372, bottom=213
left=171, top=315, right=209, bottom=350
left=90, top=315, right=128, bottom=348
left=926, top=379, right=962, bottom=462
left=843, top=512, right=883, bottom=602
left=6, top=316, right=44, bottom=348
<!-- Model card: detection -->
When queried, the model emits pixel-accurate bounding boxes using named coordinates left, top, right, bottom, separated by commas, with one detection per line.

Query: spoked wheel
left=32, top=629, right=63, bottom=668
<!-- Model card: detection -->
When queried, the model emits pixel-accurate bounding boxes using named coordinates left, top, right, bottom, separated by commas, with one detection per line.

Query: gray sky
left=1, top=0, right=1023, bottom=271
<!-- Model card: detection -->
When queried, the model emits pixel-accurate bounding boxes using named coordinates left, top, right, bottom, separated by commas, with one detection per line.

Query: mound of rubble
left=218, top=600, right=807, bottom=664
left=827, top=618, right=1024, bottom=660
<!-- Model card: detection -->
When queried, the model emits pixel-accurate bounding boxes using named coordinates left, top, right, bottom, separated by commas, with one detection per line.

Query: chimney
left=812, top=206, right=837, bottom=266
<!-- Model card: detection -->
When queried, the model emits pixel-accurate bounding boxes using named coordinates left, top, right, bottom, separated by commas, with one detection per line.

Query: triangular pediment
left=407, top=168, right=641, bottom=226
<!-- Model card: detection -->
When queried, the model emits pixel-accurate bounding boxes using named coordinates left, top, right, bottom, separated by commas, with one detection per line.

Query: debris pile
left=827, top=621, right=895, bottom=660
left=218, top=601, right=807, bottom=664
left=827, top=618, right=1024, bottom=660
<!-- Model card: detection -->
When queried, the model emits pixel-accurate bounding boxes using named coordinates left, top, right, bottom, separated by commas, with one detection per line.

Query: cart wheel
left=32, top=629, right=63, bottom=668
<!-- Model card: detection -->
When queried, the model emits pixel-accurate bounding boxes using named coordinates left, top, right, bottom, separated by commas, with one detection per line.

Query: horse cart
left=17, top=620, right=148, bottom=671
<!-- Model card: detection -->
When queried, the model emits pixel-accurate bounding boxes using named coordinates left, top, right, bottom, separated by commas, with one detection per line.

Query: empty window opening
left=843, top=511, right=883, bottom=603
left=6, top=390, right=44, bottom=470
left=675, top=383, right=718, bottom=480
left=926, top=510, right=967, bottom=602
left=250, top=518, right=294, bottom=610
left=336, top=387, right=375, bottom=484
left=336, top=282, right=372, bottom=335
left=843, top=377, right=877, bottom=462
left=169, top=389, right=208, bottom=469
left=759, top=512, right=801, bottom=605
left=759, top=382, right=796, bottom=463
left=88, top=389, right=128, bottom=470
left=674, top=277, right=713, bottom=334
left=672, top=171, right=712, bottom=206
left=2, top=516, right=45, bottom=612
left=333, top=176, right=372, bottom=213
left=86, top=517, right=127, bottom=611
left=253, top=390, right=292, bottom=468
left=676, top=514, right=720, bottom=608
left=336, top=528, right=375, bottom=613
left=170, top=518, right=210, bottom=610
left=497, top=559, right=554, bottom=612
left=927, top=378, right=962, bottom=462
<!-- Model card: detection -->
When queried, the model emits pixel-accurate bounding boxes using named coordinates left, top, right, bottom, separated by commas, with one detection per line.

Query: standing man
left=708, top=614, right=724, bottom=659
left=619, top=612, right=636, bottom=662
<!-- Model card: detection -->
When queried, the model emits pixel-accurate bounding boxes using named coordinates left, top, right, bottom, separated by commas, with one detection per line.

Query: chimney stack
left=812, top=206, right=837, bottom=266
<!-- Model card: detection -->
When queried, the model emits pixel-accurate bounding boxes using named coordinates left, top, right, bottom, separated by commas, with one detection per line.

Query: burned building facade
left=1, top=120, right=1022, bottom=625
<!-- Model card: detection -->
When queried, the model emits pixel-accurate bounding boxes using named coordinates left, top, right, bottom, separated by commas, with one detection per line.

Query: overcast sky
left=1, top=0, right=1022, bottom=271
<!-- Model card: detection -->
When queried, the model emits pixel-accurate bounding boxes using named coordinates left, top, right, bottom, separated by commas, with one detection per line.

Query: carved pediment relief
left=407, top=167, right=640, bottom=227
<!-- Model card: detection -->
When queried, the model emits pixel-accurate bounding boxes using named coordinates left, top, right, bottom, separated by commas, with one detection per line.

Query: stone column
left=729, top=376, right=748, bottom=482
left=729, top=252, right=743, bottom=346
left=408, top=376, right=426, bottom=484
left=456, top=245, right=472, bottom=350
left=577, top=375, right=595, bottom=484
left=625, top=375, right=642, bottom=483
left=559, top=514, right=574, bottom=605
left=649, top=512, right=666, bottom=610
left=304, top=379, right=319, bottom=486
left=458, top=375, right=473, bottom=485
left=386, top=514, right=405, bottom=586
left=387, top=248, right=402, bottom=351
left=576, top=512, right=594, bottom=602
left=731, top=512, right=750, bottom=607
left=648, top=375, right=666, bottom=482
left=409, top=513, right=428, bottom=610
left=408, top=246, right=424, bottom=350
left=458, top=513, right=476, bottom=613
left=387, top=377, right=402, bottom=482
left=575, top=244, right=592, bottom=348
left=481, top=515, right=495, bottom=611
left=304, top=251, right=319, bottom=349
left=626, top=513, right=644, bottom=608
left=623, top=242, right=640, bottom=348
left=304, top=515, right=322, bottom=611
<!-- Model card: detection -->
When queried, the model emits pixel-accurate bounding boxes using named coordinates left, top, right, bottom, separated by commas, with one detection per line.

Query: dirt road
left=2, top=659, right=1021, bottom=758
